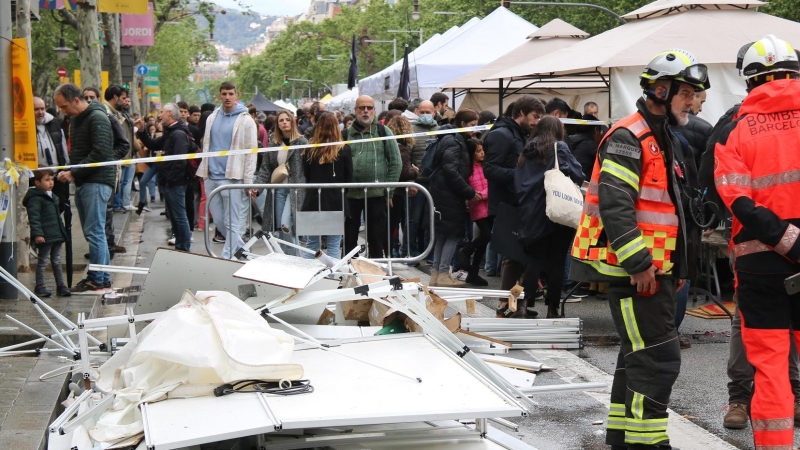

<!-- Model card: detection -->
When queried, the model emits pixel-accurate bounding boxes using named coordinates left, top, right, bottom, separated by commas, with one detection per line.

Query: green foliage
left=29, top=12, right=81, bottom=99
left=762, top=0, right=800, bottom=23
left=147, top=19, right=218, bottom=102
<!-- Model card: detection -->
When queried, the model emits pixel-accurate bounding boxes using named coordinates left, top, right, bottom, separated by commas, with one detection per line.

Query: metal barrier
left=204, top=182, right=436, bottom=267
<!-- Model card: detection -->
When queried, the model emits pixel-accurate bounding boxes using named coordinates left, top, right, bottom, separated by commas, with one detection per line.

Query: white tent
left=324, top=87, right=359, bottom=114
left=359, top=7, right=537, bottom=109
left=358, top=22, right=477, bottom=109
left=486, top=0, right=795, bottom=123
left=443, top=19, right=609, bottom=117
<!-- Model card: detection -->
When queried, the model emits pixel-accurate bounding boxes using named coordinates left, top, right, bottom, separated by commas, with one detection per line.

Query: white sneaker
left=124, top=204, right=137, bottom=211
left=142, top=206, right=152, bottom=212
left=452, top=269, right=469, bottom=282
left=191, top=236, right=195, bottom=242
left=167, top=236, right=176, bottom=245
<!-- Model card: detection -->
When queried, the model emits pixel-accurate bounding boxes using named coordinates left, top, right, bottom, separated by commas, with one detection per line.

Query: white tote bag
left=544, top=142, right=584, bottom=228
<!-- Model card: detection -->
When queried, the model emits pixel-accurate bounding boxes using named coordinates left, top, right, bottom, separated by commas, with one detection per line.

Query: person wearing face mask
left=403, top=99, right=439, bottom=260
left=570, top=49, right=709, bottom=450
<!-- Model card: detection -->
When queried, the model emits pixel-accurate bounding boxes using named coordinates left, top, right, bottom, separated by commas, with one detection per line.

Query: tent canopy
left=443, top=19, right=592, bottom=91
left=249, top=92, right=284, bottom=112
left=623, top=0, right=765, bottom=20
left=324, top=87, right=359, bottom=113
left=486, top=4, right=800, bottom=121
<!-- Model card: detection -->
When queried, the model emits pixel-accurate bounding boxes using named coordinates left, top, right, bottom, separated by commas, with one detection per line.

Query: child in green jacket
left=23, top=170, right=70, bottom=297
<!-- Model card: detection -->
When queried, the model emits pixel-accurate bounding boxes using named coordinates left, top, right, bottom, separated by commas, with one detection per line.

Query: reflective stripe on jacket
left=571, top=110, right=679, bottom=278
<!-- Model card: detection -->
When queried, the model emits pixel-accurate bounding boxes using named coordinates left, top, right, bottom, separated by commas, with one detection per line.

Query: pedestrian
left=24, top=170, right=70, bottom=297
left=135, top=104, right=193, bottom=251
left=343, top=114, right=355, bottom=130
left=302, top=102, right=326, bottom=139
left=483, top=95, right=544, bottom=316
left=516, top=116, right=583, bottom=318
left=715, top=35, right=800, bottom=449
left=570, top=49, right=709, bottom=449
left=253, top=110, right=308, bottom=254
left=566, top=113, right=603, bottom=182
left=54, top=83, right=116, bottom=292
left=105, top=85, right=138, bottom=213
left=343, top=95, right=401, bottom=258
left=429, top=109, right=480, bottom=287
left=385, top=114, right=419, bottom=258
left=197, top=82, right=258, bottom=259
left=33, top=97, right=70, bottom=212
left=177, top=101, right=203, bottom=231
left=404, top=99, right=438, bottom=260
left=302, top=111, right=353, bottom=260
left=457, top=138, right=490, bottom=287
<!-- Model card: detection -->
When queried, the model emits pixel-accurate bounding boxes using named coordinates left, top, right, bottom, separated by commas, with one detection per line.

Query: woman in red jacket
left=458, top=138, right=490, bottom=286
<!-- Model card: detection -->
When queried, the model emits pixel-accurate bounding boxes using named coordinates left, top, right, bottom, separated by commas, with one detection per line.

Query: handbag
left=270, top=163, right=289, bottom=183
left=544, top=142, right=584, bottom=228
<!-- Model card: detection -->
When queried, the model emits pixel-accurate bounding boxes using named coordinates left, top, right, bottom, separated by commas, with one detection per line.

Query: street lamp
left=411, top=0, right=420, bottom=20
left=364, top=39, right=397, bottom=62
left=388, top=29, right=423, bottom=46
left=53, top=23, right=72, bottom=60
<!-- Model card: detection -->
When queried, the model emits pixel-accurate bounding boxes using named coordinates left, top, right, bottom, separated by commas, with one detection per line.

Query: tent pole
left=498, top=78, right=504, bottom=117
left=452, top=88, right=456, bottom=110
left=607, top=70, right=612, bottom=120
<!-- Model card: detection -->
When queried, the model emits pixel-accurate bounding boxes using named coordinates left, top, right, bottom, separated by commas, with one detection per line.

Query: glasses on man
left=356, top=105, right=374, bottom=111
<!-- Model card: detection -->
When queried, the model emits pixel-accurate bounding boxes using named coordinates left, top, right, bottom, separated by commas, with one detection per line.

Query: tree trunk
left=102, top=13, right=122, bottom=85
left=15, top=0, right=31, bottom=273
left=77, top=3, right=102, bottom=89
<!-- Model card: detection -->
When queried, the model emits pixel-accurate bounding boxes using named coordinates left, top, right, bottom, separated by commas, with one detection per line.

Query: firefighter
left=570, top=48, right=709, bottom=449
left=714, top=34, right=800, bottom=448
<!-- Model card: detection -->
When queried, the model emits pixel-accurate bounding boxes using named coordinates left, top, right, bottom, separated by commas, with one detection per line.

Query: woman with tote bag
left=515, top=116, right=584, bottom=318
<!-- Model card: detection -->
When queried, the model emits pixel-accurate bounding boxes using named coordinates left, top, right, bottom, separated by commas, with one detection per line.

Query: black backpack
left=418, top=135, right=447, bottom=186
left=172, top=128, right=200, bottom=179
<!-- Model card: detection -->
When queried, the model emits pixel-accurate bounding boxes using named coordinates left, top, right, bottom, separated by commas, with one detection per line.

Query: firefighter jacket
left=570, top=98, right=689, bottom=283
left=714, top=78, right=800, bottom=275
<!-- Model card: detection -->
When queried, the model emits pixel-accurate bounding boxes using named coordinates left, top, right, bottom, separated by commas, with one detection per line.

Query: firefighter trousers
left=737, top=271, right=800, bottom=449
left=606, top=279, right=680, bottom=449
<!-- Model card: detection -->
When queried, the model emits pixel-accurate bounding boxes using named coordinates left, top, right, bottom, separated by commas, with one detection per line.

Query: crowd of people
left=28, top=32, right=800, bottom=450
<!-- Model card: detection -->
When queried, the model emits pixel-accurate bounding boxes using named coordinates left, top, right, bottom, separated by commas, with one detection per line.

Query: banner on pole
left=11, top=38, right=38, bottom=170
left=99, top=0, right=147, bottom=14
left=121, top=2, right=154, bottom=46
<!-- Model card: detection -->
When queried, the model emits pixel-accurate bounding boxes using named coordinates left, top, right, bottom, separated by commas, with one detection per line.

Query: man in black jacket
left=135, top=104, right=192, bottom=251
left=483, top=95, right=544, bottom=316
left=54, top=83, right=117, bottom=292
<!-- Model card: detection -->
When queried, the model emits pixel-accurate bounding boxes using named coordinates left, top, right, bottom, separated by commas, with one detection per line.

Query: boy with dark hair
left=24, top=170, right=70, bottom=297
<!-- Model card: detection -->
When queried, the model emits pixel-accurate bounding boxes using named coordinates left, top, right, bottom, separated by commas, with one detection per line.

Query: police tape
left=40, top=118, right=608, bottom=172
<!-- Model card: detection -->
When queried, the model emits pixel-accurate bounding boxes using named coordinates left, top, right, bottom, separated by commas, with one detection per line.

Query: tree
left=147, top=19, right=217, bottom=102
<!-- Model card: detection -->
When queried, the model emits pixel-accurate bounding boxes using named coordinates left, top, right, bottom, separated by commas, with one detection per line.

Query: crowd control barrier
left=204, top=182, right=436, bottom=268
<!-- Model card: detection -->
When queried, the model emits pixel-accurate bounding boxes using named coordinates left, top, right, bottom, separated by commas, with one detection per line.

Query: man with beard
left=343, top=95, right=401, bottom=258
left=570, top=49, right=709, bottom=449
left=34, top=97, right=70, bottom=210
left=482, top=94, right=544, bottom=317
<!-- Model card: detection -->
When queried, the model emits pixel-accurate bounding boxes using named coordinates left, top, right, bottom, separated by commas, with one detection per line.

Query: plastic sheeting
left=87, top=290, right=300, bottom=444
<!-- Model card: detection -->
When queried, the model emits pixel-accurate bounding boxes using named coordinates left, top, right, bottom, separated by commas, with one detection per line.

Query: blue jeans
left=139, top=166, right=158, bottom=203
left=205, top=178, right=244, bottom=259
left=675, top=280, right=690, bottom=331
left=485, top=242, right=503, bottom=275
left=274, top=188, right=297, bottom=255
left=304, top=235, right=342, bottom=260
left=163, top=185, right=191, bottom=251
left=114, top=164, right=135, bottom=208
left=407, top=194, right=430, bottom=257
left=75, top=183, right=111, bottom=285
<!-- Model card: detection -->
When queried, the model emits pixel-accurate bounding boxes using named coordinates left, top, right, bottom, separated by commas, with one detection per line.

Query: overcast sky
left=212, top=0, right=310, bottom=17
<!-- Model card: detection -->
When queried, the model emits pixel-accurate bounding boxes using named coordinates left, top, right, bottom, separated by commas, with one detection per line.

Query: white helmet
left=741, top=35, right=800, bottom=79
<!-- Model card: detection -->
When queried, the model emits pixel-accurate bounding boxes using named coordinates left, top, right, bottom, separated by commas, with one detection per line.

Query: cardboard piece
left=404, top=292, right=461, bottom=333
left=341, top=299, right=374, bottom=321
left=368, top=300, right=399, bottom=327
left=317, top=308, right=336, bottom=325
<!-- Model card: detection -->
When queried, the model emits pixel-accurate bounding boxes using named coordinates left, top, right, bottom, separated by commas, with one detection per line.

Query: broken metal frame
left=0, top=264, right=105, bottom=358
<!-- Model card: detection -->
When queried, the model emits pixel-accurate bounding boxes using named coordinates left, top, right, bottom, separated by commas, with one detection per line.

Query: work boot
left=429, top=270, right=440, bottom=287
left=436, top=272, right=466, bottom=288
left=511, top=299, right=531, bottom=318
left=546, top=301, right=559, bottom=318
left=723, top=402, right=749, bottom=429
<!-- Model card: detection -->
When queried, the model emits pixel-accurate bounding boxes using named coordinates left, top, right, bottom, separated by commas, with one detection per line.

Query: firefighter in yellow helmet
left=570, top=49, right=709, bottom=449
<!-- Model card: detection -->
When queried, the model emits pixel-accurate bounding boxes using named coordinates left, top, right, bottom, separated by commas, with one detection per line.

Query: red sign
left=57, top=67, right=67, bottom=77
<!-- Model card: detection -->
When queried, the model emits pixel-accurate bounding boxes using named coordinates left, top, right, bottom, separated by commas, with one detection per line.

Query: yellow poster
left=11, top=38, right=37, bottom=170
left=98, top=0, right=147, bottom=14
